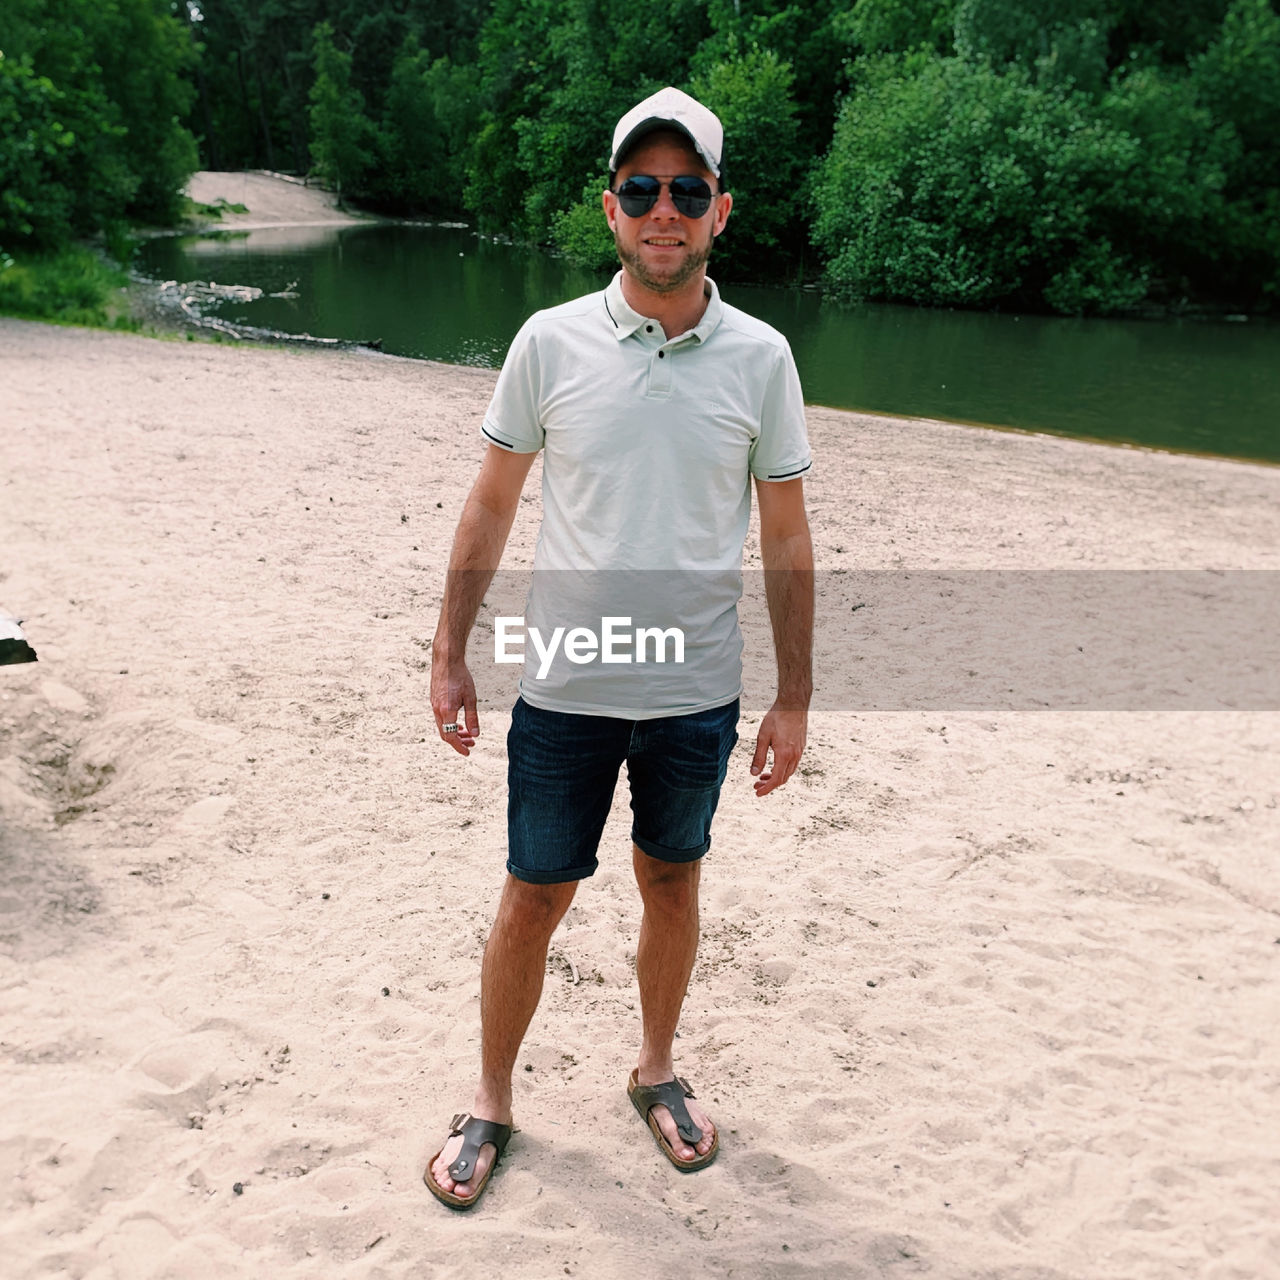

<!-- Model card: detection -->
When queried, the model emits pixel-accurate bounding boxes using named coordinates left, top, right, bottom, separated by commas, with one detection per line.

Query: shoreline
left=121, top=169, right=1279, bottom=467
left=119, top=298, right=1280, bottom=470
left=103, top=266, right=1280, bottom=470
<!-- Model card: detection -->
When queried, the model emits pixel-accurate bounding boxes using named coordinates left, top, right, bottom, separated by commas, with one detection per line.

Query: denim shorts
left=505, top=697, right=740, bottom=884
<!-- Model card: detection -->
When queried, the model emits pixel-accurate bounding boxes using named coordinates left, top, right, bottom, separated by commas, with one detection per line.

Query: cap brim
left=610, top=119, right=720, bottom=177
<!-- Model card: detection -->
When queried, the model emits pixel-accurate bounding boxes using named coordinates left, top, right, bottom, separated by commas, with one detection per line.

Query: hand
left=750, top=703, right=807, bottom=797
left=430, top=652, right=479, bottom=756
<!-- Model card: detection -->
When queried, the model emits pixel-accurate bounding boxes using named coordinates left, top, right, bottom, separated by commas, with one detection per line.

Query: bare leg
left=632, top=845, right=716, bottom=1162
left=429, top=873, right=577, bottom=1197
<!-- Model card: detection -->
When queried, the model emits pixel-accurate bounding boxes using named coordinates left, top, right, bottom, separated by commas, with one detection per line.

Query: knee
left=634, top=852, right=700, bottom=916
left=497, top=876, right=575, bottom=937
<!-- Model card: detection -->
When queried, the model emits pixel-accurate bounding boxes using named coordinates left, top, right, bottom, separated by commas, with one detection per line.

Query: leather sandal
left=627, top=1069, right=720, bottom=1171
left=423, top=1112, right=513, bottom=1208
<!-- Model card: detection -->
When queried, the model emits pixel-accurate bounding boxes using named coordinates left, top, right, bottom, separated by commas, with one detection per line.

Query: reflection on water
left=177, top=225, right=352, bottom=257
left=136, top=223, right=1280, bottom=463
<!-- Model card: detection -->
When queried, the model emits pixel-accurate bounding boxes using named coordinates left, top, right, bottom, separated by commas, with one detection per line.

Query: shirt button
left=646, top=325, right=653, bottom=333
left=658, top=351, right=665, bottom=359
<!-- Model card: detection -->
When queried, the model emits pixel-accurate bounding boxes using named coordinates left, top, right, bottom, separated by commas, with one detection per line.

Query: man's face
left=603, top=131, right=732, bottom=295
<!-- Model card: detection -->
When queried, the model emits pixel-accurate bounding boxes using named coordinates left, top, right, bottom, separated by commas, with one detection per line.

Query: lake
left=136, top=222, right=1280, bottom=464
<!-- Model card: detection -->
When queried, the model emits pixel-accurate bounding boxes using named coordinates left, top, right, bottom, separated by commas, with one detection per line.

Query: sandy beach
left=2, top=271, right=1279, bottom=1280
left=184, top=171, right=372, bottom=233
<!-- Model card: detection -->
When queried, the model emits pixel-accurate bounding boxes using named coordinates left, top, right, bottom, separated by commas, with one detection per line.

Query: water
left=136, top=222, right=1280, bottom=464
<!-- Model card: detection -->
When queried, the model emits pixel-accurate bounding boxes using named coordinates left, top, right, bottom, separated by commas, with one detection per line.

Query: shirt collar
left=603, top=271, right=724, bottom=344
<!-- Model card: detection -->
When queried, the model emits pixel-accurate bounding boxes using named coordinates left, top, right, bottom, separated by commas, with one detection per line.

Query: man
left=426, top=86, right=813, bottom=1208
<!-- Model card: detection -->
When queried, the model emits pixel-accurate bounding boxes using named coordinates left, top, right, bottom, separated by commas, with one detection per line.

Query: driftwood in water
left=150, top=279, right=383, bottom=352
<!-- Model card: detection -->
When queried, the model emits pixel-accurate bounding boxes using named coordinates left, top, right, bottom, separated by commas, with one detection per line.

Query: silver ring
left=442, top=722, right=459, bottom=734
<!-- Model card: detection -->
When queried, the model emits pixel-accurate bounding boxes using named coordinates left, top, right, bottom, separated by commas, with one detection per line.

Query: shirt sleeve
left=748, top=340, right=812, bottom=482
left=480, top=317, right=545, bottom=454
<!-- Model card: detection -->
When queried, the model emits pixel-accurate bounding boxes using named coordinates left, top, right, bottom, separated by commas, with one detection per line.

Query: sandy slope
left=1, top=316, right=1278, bottom=1280
left=184, top=171, right=371, bottom=232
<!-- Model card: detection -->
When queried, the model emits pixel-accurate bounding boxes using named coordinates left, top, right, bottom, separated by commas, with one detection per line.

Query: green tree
left=1193, top=0, right=1280, bottom=182
left=426, top=56, right=483, bottom=211
left=835, top=0, right=955, bottom=56
left=813, top=58, right=1135, bottom=312
left=811, top=45, right=1257, bottom=315
left=188, top=0, right=488, bottom=176
left=0, top=0, right=197, bottom=244
left=308, top=21, right=374, bottom=205
left=375, top=36, right=479, bottom=215
left=1108, top=0, right=1231, bottom=67
left=953, top=0, right=1103, bottom=68
left=692, top=43, right=802, bottom=276
left=97, top=0, right=198, bottom=222
left=1190, top=0, right=1280, bottom=302
left=692, top=0, right=850, bottom=163
left=465, top=0, right=707, bottom=238
left=0, top=56, right=79, bottom=247
left=376, top=35, right=445, bottom=209
left=459, top=0, right=558, bottom=234
left=190, top=0, right=318, bottom=174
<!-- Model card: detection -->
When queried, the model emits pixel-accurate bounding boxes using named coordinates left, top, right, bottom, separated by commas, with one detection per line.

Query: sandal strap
left=630, top=1076, right=702, bottom=1144
left=446, top=1112, right=513, bottom=1182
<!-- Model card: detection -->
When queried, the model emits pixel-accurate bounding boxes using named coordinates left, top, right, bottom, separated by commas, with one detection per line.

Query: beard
left=614, top=229, right=714, bottom=294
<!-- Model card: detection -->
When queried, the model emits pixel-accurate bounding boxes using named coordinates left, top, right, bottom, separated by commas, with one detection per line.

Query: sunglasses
left=612, top=174, right=716, bottom=219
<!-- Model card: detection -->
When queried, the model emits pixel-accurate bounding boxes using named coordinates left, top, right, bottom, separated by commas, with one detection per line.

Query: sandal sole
left=628, top=1069, right=720, bottom=1171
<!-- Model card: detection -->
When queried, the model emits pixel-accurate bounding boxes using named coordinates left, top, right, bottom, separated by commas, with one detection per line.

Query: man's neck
left=619, top=270, right=710, bottom=340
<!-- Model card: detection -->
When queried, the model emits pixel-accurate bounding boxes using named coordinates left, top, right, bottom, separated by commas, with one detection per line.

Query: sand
left=2, top=282, right=1279, bottom=1279
left=183, top=171, right=371, bottom=232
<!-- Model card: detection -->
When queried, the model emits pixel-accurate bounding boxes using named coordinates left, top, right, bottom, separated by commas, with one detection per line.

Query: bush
left=814, top=58, right=1068, bottom=307
left=1042, top=240, right=1148, bottom=314
left=551, top=172, right=616, bottom=270
left=0, top=246, right=129, bottom=325
left=811, top=53, right=1240, bottom=314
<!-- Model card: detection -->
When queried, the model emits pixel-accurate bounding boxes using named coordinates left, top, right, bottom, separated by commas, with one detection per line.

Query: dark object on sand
left=1, top=614, right=37, bottom=665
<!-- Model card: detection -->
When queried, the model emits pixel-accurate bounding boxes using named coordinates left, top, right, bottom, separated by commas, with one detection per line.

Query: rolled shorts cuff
left=631, top=828, right=710, bottom=864
left=506, top=858, right=599, bottom=885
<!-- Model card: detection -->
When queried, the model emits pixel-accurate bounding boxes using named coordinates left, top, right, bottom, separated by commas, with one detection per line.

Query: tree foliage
left=308, top=22, right=374, bottom=206
left=812, top=0, right=1279, bottom=312
left=4, top=0, right=1277, bottom=312
left=0, top=0, right=196, bottom=251
left=691, top=44, right=801, bottom=271
left=370, top=39, right=478, bottom=216
left=550, top=172, right=616, bottom=272
left=838, top=0, right=956, bottom=56
left=0, top=58, right=81, bottom=248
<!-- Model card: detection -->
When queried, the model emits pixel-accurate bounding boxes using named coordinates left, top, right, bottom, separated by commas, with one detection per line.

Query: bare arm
left=430, top=444, right=536, bottom=755
left=750, top=476, right=814, bottom=796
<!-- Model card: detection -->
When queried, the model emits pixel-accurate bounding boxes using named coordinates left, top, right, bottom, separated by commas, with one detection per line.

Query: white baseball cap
left=610, top=86, right=723, bottom=178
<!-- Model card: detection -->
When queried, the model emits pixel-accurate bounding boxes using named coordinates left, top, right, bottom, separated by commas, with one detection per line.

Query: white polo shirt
left=482, top=271, right=811, bottom=717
